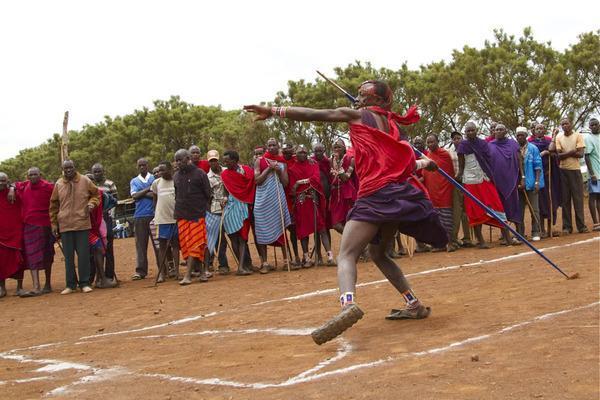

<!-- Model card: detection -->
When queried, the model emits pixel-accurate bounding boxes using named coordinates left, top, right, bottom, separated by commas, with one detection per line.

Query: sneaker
left=60, top=288, right=75, bottom=295
left=532, top=236, right=541, bottom=242
left=311, top=304, right=364, bottom=345
left=578, top=227, right=590, bottom=234
left=81, top=286, right=93, bottom=293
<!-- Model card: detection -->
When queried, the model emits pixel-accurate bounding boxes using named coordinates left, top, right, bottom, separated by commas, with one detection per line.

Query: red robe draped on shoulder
left=0, top=190, right=24, bottom=280
left=288, top=159, right=326, bottom=239
left=221, top=165, right=255, bottom=240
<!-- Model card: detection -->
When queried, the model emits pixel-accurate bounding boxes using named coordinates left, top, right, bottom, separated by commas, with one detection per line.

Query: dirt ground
left=1, top=212, right=599, bottom=399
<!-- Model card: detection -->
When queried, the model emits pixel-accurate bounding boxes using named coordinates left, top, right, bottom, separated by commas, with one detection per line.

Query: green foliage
left=1, top=28, right=598, bottom=197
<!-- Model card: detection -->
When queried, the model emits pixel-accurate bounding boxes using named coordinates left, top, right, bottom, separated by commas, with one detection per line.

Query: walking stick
left=522, top=188, right=541, bottom=226
left=274, top=174, right=291, bottom=272
left=317, top=71, right=579, bottom=280
left=548, top=153, right=554, bottom=239
left=153, top=234, right=174, bottom=287
left=313, top=189, right=319, bottom=265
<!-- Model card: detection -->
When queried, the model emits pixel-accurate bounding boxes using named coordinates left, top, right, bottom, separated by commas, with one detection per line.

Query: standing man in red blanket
left=289, top=145, right=335, bottom=267
left=329, top=139, right=358, bottom=234
left=190, top=145, right=211, bottom=173
left=245, top=80, right=447, bottom=344
left=221, top=150, right=256, bottom=275
left=423, top=134, right=458, bottom=252
left=12, top=167, right=55, bottom=295
left=1, top=172, right=26, bottom=298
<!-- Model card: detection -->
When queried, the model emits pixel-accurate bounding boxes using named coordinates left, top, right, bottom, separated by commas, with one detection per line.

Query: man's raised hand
left=244, top=105, right=272, bottom=121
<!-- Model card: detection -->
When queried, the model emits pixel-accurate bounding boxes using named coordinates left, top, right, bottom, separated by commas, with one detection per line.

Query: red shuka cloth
left=263, top=152, right=286, bottom=163
left=194, top=160, right=210, bottom=173
left=89, top=189, right=105, bottom=249
left=463, top=180, right=505, bottom=228
left=221, top=165, right=255, bottom=204
left=288, top=159, right=326, bottom=239
left=422, top=147, right=455, bottom=208
left=349, top=122, right=417, bottom=198
left=16, top=180, right=54, bottom=227
left=329, top=154, right=358, bottom=226
left=0, top=190, right=24, bottom=279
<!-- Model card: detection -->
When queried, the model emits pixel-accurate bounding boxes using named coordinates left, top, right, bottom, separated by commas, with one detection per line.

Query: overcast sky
left=0, top=0, right=597, bottom=161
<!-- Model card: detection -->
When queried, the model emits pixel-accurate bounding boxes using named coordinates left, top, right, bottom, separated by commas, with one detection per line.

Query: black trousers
left=134, top=216, right=153, bottom=277
left=559, top=169, right=586, bottom=232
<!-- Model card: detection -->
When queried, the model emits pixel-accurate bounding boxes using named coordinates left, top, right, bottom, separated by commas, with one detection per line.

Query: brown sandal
left=385, top=305, right=431, bottom=320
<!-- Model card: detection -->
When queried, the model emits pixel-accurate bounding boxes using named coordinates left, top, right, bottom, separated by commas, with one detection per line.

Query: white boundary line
left=2, top=301, right=596, bottom=393
left=78, top=236, right=600, bottom=340
left=0, top=237, right=596, bottom=395
left=136, top=301, right=600, bottom=389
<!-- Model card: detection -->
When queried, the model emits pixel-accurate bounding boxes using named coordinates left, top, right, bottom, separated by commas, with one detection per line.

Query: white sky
left=0, top=0, right=597, bottom=161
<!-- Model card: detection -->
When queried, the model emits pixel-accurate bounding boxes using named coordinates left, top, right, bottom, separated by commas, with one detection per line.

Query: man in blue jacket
left=516, top=127, right=544, bottom=241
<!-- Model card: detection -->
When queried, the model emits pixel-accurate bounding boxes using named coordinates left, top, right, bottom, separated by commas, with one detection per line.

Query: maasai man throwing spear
left=245, top=80, right=448, bottom=345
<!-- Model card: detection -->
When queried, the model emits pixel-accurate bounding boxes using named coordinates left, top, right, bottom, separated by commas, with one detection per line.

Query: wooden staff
left=274, top=174, right=291, bottom=272
left=61, top=111, right=69, bottom=163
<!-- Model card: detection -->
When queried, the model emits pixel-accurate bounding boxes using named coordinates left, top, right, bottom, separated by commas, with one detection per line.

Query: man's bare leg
left=15, top=279, right=26, bottom=296
left=312, top=220, right=378, bottom=345
left=474, top=225, right=489, bottom=249
left=42, top=266, right=52, bottom=293
left=30, top=270, right=41, bottom=293
left=257, top=244, right=271, bottom=273
left=287, top=226, right=301, bottom=265
left=319, top=229, right=335, bottom=265
left=369, top=224, right=431, bottom=319
left=179, top=256, right=194, bottom=285
left=157, top=239, right=168, bottom=283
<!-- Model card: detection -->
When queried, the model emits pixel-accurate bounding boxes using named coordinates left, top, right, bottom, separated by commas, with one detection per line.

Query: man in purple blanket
left=489, top=124, right=523, bottom=243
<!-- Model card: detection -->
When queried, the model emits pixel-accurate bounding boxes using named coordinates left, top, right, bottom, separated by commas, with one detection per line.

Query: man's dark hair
left=158, top=160, right=171, bottom=168
left=451, top=131, right=462, bottom=139
left=223, top=150, right=239, bottom=162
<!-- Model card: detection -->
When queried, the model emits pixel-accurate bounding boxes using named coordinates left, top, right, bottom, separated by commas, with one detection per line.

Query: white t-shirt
left=150, top=178, right=176, bottom=224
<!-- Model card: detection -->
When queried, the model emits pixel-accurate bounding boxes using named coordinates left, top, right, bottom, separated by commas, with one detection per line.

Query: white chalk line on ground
left=77, top=236, right=600, bottom=341
left=1, top=302, right=597, bottom=394
left=132, top=301, right=600, bottom=389
left=3, top=302, right=597, bottom=393
left=5, top=236, right=597, bottom=352
left=0, top=237, right=597, bottom=395
left=0, top=328, right=349, bottom=395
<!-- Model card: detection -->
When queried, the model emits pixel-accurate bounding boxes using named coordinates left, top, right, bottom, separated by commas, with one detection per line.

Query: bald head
left=313, top=142, right=325, bottom=160
left=62, top=160, right=76, bottom=180
left=27, top=167, right=41, bottom=184
left=91, top=163, right=105, bottom=183
left=296, top=144, right=308, bottom=162
left=282, top=143, right=295, bottom=160
left=175, top=149, right=191, bottom=170
left=494, top=124, right=507, bottom=140
left=0, top=172, right=7, bottom=191
left=465, top=122, right=478, bottom=140
left=137, top=158, right=149, bottom=176
left=189, top=145, right=201, bottom=162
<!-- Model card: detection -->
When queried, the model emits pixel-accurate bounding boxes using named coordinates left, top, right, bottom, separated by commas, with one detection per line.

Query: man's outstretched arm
left=244, top=105, right=361, bottom=123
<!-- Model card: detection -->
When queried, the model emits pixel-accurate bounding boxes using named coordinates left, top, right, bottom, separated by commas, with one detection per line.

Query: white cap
left=516, top=126, right=528, bottom=135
